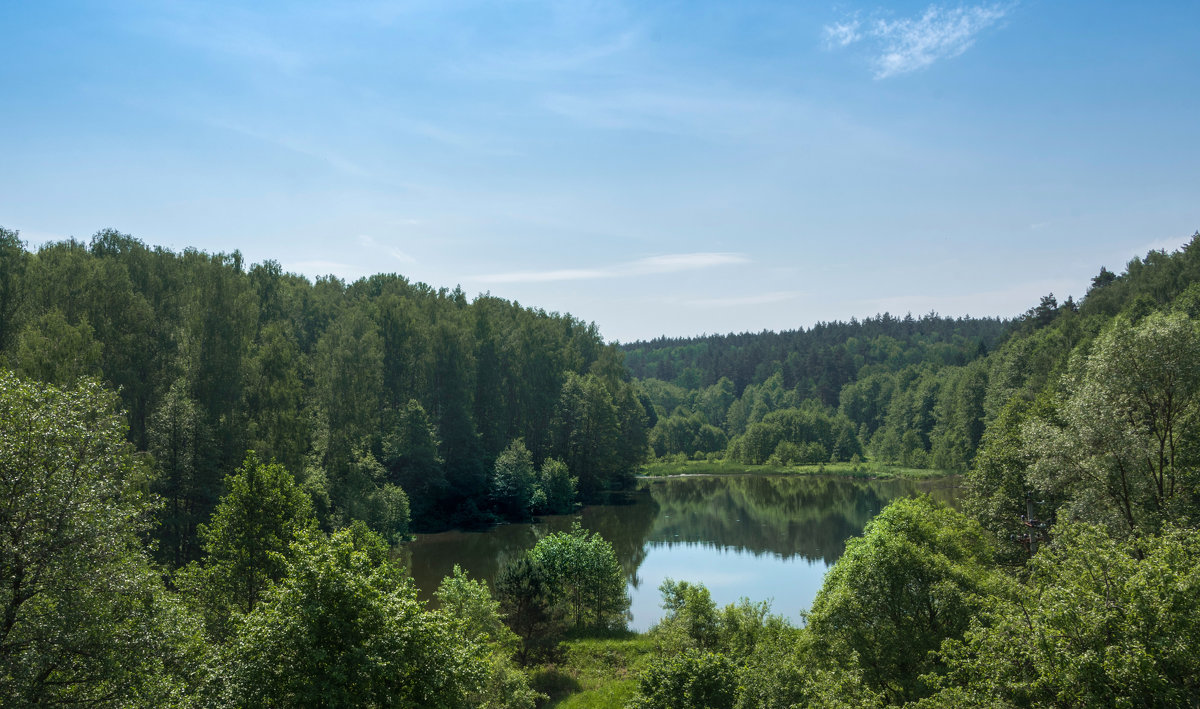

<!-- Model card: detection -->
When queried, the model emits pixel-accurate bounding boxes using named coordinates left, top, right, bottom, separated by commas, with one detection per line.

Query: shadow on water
left=403, top=474, right=960, bottom=628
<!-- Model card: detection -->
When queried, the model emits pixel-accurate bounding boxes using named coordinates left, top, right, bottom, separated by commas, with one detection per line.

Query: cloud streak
left=825, top=4, right=1010, bottom=78
left=473, top=252, right=749, bottom=284
left=358, top=234, right=417, bottom=264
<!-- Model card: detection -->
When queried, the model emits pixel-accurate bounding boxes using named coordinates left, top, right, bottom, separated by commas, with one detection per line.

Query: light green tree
left=490, top=439, right=538, bottom=520
left=177, top=451, right=314, bottom=639
left=529, top=525, right=629, bottom=629
left=628, top=650, right=737, bottom=709
left=926, top=522, right=1200, bottom=707
left=436, top=566, right=542, bottom=709
left=0, top=372, right=202, bottom=705
left=1025, top=311, right=1200, bottom=536
left=806, top=496, right=1001, bottom=705
left=216, top=529, right=486, bottom=708
left=537, top=457, right=577, bottom=515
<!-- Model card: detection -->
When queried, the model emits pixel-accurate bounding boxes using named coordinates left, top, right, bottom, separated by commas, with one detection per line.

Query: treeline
left=633, top=235, right=1200, bottom=472
left=0, top=227, right=650, bottom=566
left=623, top=235, right=1200, bottom=708
left=629, top=314, right=1011, bottom=471
left=623, top=311, right=1010, bottom=401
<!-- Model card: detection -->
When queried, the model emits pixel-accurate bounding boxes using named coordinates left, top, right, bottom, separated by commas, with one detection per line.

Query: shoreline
left=638, top=459, right=960, bottom=481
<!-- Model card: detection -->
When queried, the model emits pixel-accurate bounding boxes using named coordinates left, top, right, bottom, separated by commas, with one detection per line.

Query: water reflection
left=403, top=474, right=959, bottom=629
left=644, top=474, right=959, bottom=565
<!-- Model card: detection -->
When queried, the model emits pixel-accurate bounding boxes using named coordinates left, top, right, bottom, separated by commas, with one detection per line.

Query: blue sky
left=3, top=1, right=1198, bottom=342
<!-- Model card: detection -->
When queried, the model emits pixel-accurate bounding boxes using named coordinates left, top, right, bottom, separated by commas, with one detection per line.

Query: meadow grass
left=535, top=630, right=656, bottom=708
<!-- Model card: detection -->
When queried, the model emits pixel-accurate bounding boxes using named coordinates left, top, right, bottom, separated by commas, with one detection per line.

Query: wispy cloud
left=474, top=252, right=749, bottom=284
left=825, top=4, right=1011, bottom=78
left=823, top=19, right=863, bottom=48
left=357, top=234, right=417, bottom=264
left=469, top=28, right=642, bottom=81
left=205, top=118, right=368, bottom=176
left=131, top=7, right=307, bottom=74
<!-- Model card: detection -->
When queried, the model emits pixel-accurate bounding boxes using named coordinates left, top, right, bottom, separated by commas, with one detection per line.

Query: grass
left=534, top=630, right=656, bottom=708
left=639, top=458, right=955, bottom=480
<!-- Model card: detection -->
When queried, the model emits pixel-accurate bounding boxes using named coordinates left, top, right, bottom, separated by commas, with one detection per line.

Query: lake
left=402, top=474, right=961, bottom=631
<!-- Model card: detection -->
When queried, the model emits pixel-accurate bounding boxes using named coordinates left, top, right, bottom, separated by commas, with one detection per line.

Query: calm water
left=402, top=474, right=961, bottom=631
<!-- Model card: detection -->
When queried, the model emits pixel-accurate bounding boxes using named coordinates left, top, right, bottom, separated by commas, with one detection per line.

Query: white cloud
left=824, top=4, right=1011, bottom=78
left=823, top=20, right=863, bottom=48
left=473, top=252, right=749, bottom=284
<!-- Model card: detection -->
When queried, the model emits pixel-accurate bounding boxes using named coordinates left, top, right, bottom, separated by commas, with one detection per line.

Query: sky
left=2, top=1, right=1198, bottom=342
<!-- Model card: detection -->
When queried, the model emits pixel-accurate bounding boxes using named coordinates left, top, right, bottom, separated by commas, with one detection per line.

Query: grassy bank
left=639, top=458, right=956, bottom=480
left=532, top=631, right=655, bottom=708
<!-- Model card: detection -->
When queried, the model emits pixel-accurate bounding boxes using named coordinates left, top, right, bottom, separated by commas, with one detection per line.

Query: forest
left=3, top=226, right=1200, bottom=707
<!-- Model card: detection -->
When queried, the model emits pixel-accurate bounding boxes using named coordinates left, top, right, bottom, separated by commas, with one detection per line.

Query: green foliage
left=436, top=566, right=541, bottom=709
left=554, top=372, right=645, bottom=499
left=649, top=411, right=728, bottom=459
left=149, top=377, right=210, bottom=566
left=529, top=525, right=631, bottom=630
left=215, top=528, right=487, bottom=708
left=364, top=481, right=412, bottom=545
left=624, top=314, right=1007, bottom=406
left=1025, top=311, right=1200, bottom=537
left=490, top=439, right=538, bottom=520
left=382, top=398, right=445, bottom=522
left=806, top=496, right=1001, bottom=704
left=0, top=371, right=201, bottom=705
left=655, top=579, right=720, bottom=650
left=497, top=527, right=631, bottom=665
left=727, top=406, right=861, bottom=465
left=177, top=451, right=315, bottom=640
left=537, top=457, right=578, bottom=514
left=327, top=447, right=412, bottom=543
left=1, top=230, right=651, bottom=537
left=734, top=632, right=883, bottom=709
left=241, top=322, right=308, bottom=475
left=962, top=394, right=1049, bottom=563
left=437, top=565, right=519, bottom=652
left=535, top=633, right=654, bottom=708
left=495, top=555, right=565, bottom=665
left=0, top=227, right=26, bottom=352
left=927, top=522, right=1200, bottom=707
left=628, top=650, right=737, bottom=709
left=639, top=579, right=830, bottom=709
left=12, top=308, right=102, bottom=384
left=13, top=228, right=1200, bottom=706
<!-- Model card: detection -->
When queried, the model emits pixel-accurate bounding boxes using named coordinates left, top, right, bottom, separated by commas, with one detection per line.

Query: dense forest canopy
left=0, top=226, right=650, bottom=560
left=4, top=226, right=1200, bottom=707
left=621, top=235, right=1200, bottom=476
left=622, top=311, right=1010, bottom=398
